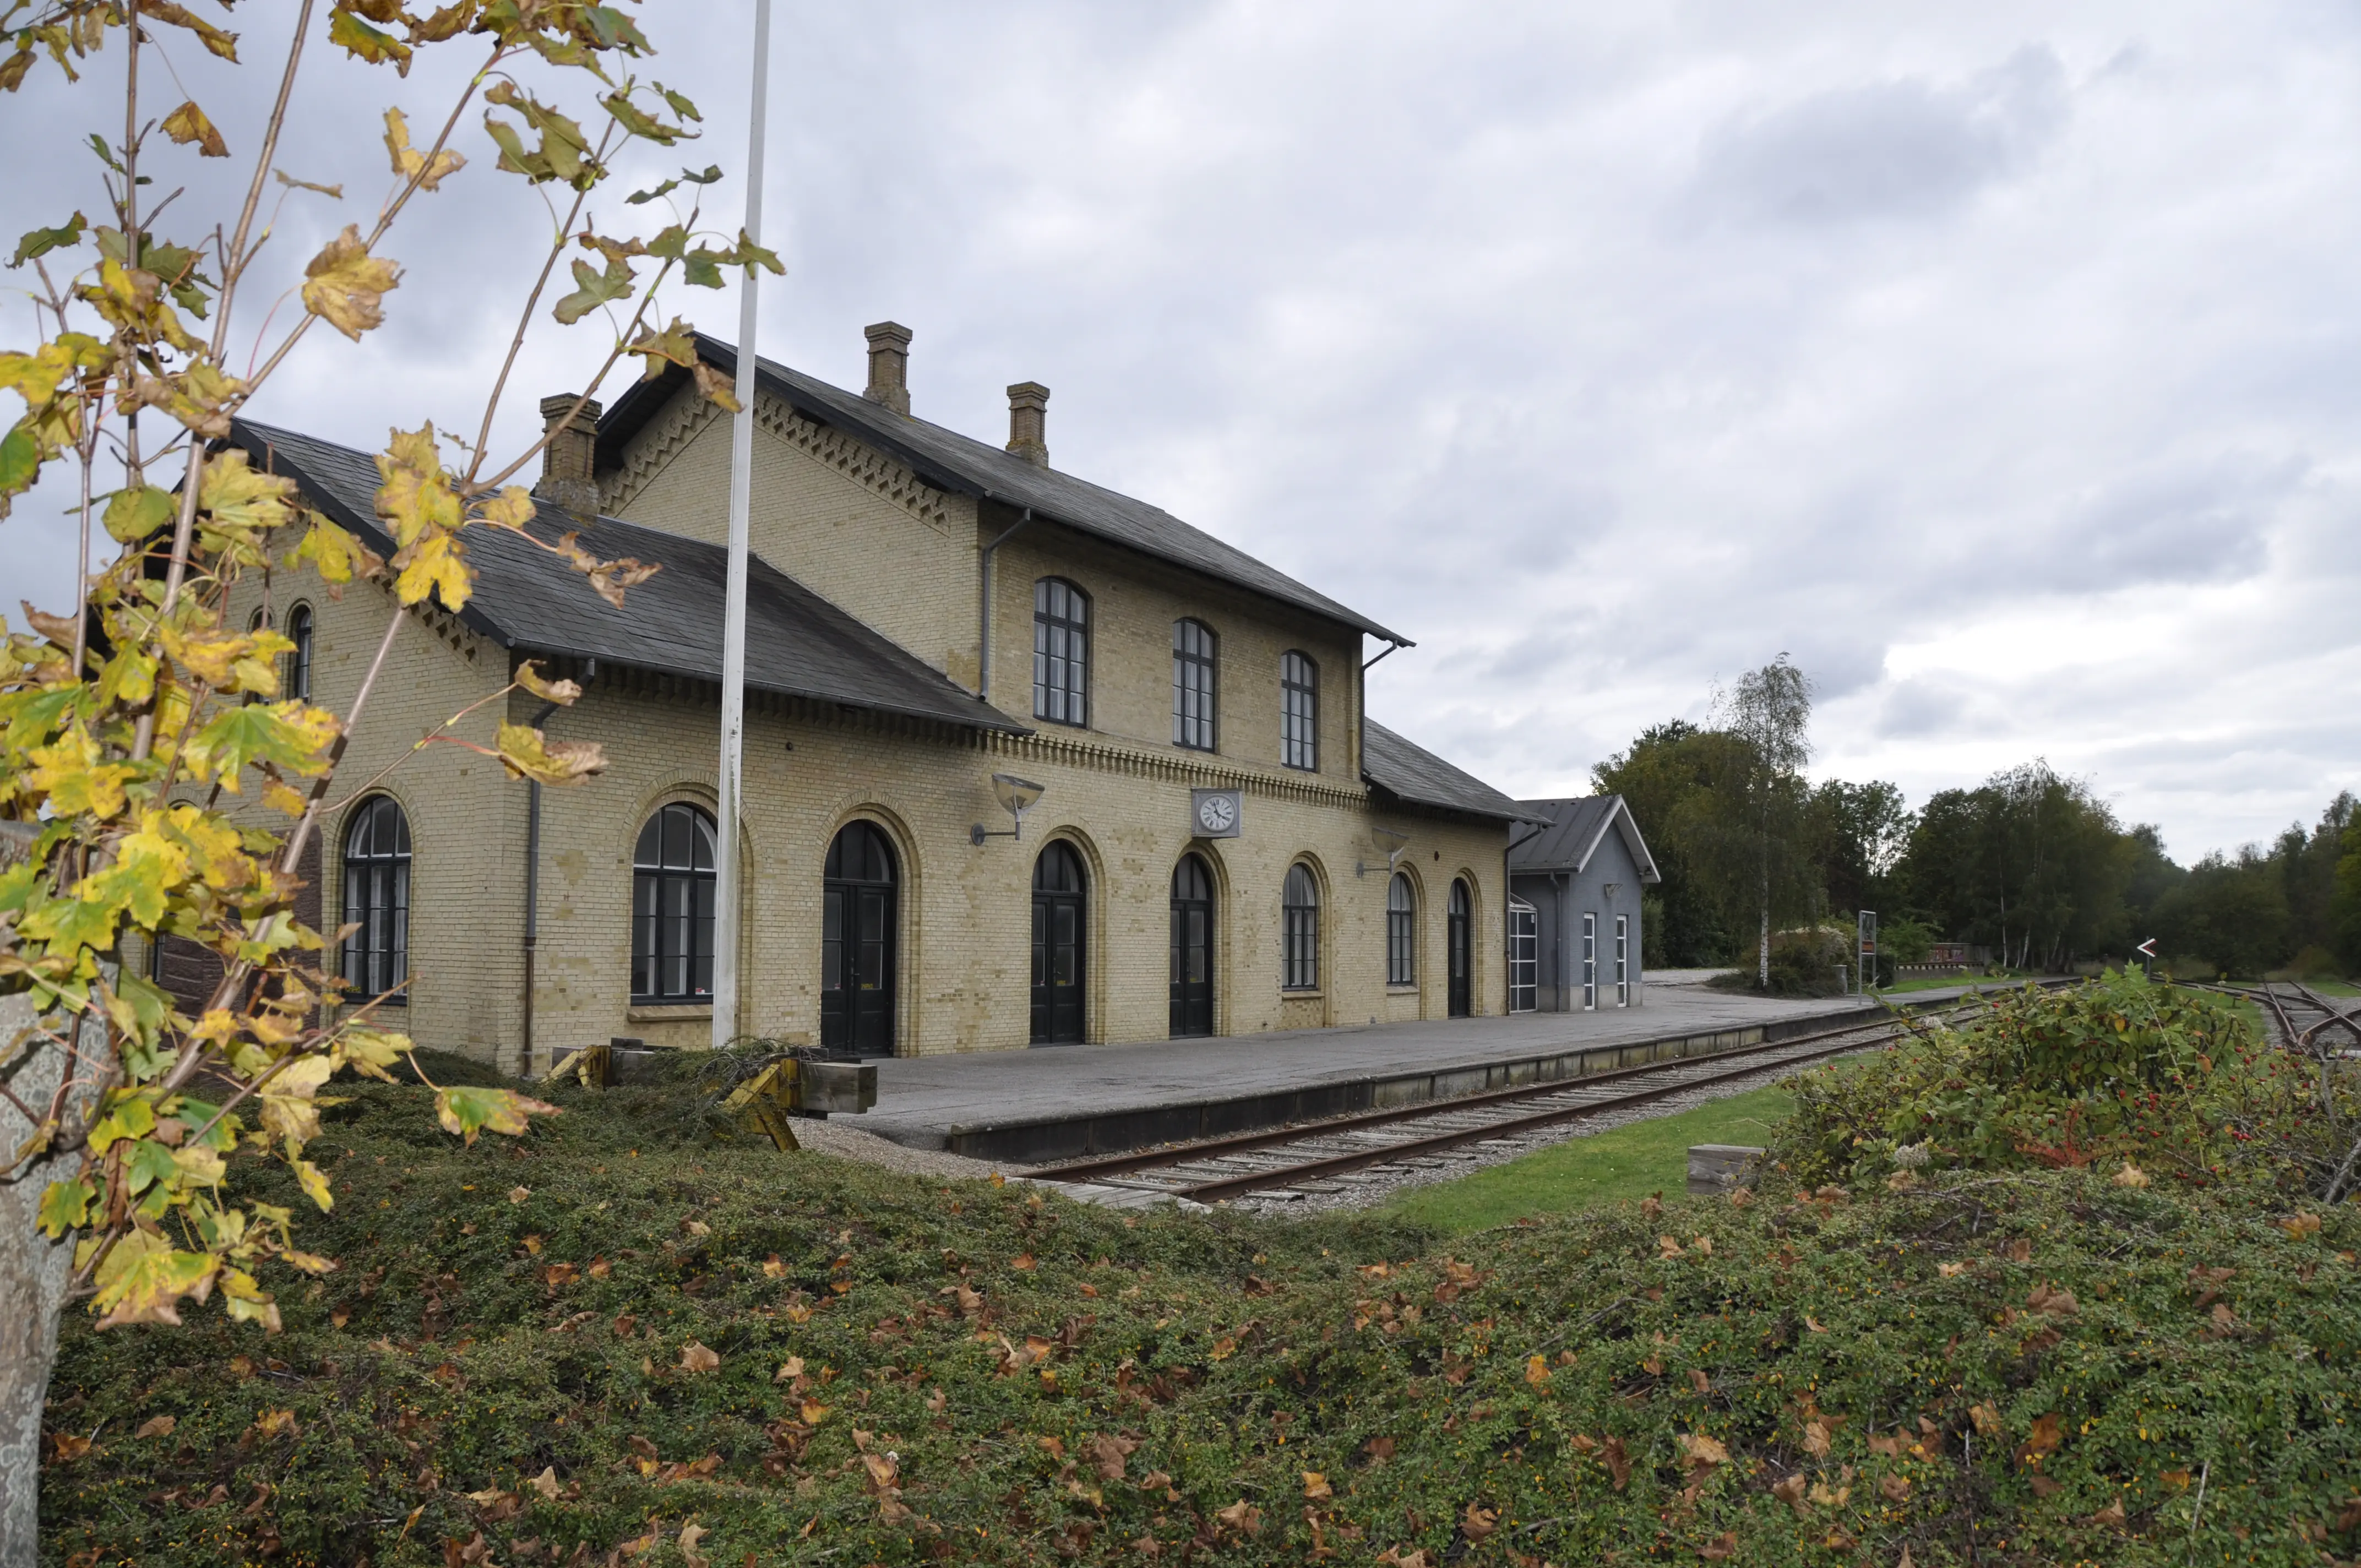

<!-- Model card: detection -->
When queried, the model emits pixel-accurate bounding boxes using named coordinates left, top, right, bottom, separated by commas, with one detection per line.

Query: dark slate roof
left=1361, top=720, right=1536, bottom=824
left=598, top=335, right=1412, bottom=646
left=1509, top=795, right=1663, bottom=882
left=229, top=419, right=1026, bottom=734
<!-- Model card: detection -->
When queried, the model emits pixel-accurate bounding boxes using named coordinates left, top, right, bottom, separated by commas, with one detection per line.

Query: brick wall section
left=197, top=370, right=1509, bottom=1071
left=219, top=571, right=526, bottom=1068
left=519, top=674, right=1505, bottom=1062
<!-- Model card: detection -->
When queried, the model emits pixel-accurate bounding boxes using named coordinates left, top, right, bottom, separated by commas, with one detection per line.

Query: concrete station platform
left=861, top=981, right=1971, bottom=1163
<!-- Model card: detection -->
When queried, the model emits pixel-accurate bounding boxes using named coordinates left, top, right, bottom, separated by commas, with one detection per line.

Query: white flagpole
left=714, top=0, right=773, bottom=1052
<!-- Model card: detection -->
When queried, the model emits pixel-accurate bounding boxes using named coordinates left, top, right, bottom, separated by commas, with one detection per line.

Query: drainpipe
left=1357, top=638, right=1402, bottom=786
left=977, top=507, right=1032, bottom=702
left=522, top=657, right=594, bottom=1075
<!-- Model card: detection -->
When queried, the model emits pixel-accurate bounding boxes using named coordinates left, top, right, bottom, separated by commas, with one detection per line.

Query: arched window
left=632, top=802, right=716, bottom=1004
left=1032, top=578, right=1089, bottom=727
left=1280, top=651, right=1318, bottom=771
left=1282, top=863, right=1319, bottom=990
left=1172, top=618, right=1216, bottom=750
left=1386, top=872, right=1416, bottom=986
left=341, top=796, right=411, bottom=1004
left=284, top=603, right=313, bottom=701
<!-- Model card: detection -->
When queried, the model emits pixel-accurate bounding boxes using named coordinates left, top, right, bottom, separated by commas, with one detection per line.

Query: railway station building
left=187, top=325, right=1535, bottom=1072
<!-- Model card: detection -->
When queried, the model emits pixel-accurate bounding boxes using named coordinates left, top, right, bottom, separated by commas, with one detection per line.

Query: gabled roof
left=597, top=335, right=1412, bottom=646
left=228, top=419, right=1026, bottom=735
left=1509, top=794, right=1663, bottom=883
left=1362, top=720, right=1537, bottom=824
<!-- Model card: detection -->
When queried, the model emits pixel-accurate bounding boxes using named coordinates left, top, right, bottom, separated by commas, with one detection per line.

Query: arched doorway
left=1169, top=853, right=1215, bottom=1038
left=822, top=820, right=898, bottom=1058
left=1031, top=840, right=1087, bottom=1044
left=1447, top=878, right=1473, bottom=1018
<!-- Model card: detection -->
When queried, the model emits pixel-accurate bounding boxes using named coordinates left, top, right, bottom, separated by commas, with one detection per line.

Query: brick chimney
left=535, top=393, right=602, bottom=515
left=862, top=321, right=913, bottom=415
left=1005, top=382, right=1049, bottom=467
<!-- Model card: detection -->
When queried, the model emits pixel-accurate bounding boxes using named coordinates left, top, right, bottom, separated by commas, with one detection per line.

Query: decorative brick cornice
left=600, top=386, right=959, bottom=536
left=754, top=393, right=956, bottom=533
left=984, top=728, right=1369, bottom=811
left=599, top=385, right=719, bottom=514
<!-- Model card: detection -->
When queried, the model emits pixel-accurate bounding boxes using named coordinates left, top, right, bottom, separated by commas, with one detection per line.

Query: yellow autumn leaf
left=474, top=483, right=536, bottom=530
left=90, top=1229, right=220, bottom=1329
left=393, top=528, right=472, bottom=609
left=514, top=661, right=581, bottom=705
left=383, top=106, right=465, bottom=189
left=301, top=224, right=400, bottom=340
left=495, top=721, right=607, bottom=786
left=162, top=99, right=229, bottom=156
left=374, top=423, right=461, bottom=545
left=199, top=448, right=300, bottom=535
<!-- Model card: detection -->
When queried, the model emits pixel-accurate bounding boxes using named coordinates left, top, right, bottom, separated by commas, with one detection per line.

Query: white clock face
left=1197, top=793, right=1237, bottom=832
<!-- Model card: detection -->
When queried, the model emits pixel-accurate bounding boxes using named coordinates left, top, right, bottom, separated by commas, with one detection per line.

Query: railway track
left=1037, top=995, right=2020, bottom=1207
left=2221, top=981, right=2361, bottom=1055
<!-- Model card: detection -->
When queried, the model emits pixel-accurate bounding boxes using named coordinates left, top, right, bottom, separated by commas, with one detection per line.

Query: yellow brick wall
left=984, top=519, right=1363, bottom=778
left=217, top=569, right=529, bottom=1068
left=184, top=368, right=1509, bottom=1072
left=521, top=674, right=1509, bottom=1063
left=605, top=384, right=985, bottom=687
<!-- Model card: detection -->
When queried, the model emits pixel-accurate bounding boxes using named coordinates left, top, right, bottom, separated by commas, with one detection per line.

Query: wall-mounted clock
left=1191, top=787, right=1243, bottom=839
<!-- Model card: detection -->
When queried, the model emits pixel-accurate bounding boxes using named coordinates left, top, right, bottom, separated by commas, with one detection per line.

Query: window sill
left=1280, top=988, right=1324, bottom=999
left=628, top=1003, right=712, bottom=1021
left=1385, top=984, right=1419, bottom=994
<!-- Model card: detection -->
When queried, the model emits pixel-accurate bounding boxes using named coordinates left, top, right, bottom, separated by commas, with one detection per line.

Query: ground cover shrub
left=1776, top=970, right=2352, bottom=1195
left=38, top=1064, right=2361, bottom=1566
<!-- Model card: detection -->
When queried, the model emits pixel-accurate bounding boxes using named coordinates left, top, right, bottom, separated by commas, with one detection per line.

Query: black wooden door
left=1031, top=841, right=1086, bottom=1044
left=1169, top=854, right=1214, bottom=1037
left=1447, top=878, right=1472, bottom=1018
left=822, top=821, right=897, bottom=1058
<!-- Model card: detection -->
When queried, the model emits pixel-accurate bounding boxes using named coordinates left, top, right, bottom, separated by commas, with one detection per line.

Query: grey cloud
left=2036, top=452, right=2301, bottom=590
left=1691, top=45, right=2070, bottom=227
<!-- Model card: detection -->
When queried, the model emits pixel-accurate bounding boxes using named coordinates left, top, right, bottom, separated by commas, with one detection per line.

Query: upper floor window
left=1280, top=651, right=1318, bottom=770
left=633, top=802, right=716, bottom=1004
left=1282, top=863, right=1320, bottom=990
left=1033, top=578, right=1089, bottom=727
left=285, top=603, right=313, bottom=701
left=1172, top=618, right=1217, bottom=750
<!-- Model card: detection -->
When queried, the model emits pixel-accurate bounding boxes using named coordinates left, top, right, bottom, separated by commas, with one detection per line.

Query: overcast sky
left=6, top=2, right=2358, bottom=863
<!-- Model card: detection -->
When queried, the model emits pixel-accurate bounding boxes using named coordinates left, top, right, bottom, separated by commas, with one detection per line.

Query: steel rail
left=1168, top=1023, right=1910, bottom=1204
left=1041, top=981, right=2065, bottom=1189
left=1037, top=1011, right=1906, bottom=1185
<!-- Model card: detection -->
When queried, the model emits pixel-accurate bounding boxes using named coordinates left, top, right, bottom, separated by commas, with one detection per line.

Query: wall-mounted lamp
left=971, top=772, right=1046, bottom=846
left=1356, top=826, right=1412, bottom=878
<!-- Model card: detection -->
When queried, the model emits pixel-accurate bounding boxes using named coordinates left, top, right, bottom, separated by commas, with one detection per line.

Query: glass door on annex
left=1169, top=854, right=1215, bottom=1037
left=821, top=820, right=897, bottom=1058
left=1031, top=841, right=1087, bottom=1044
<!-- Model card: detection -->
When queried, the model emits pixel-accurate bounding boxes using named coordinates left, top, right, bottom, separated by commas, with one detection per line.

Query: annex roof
left=1362, top=720, right=1538, bottom=825
left=1508, top=794, right=1663, bottom=883
left=229, top=419, right=1027, bottom=735
left=596, top=335, right=1413, bottom=647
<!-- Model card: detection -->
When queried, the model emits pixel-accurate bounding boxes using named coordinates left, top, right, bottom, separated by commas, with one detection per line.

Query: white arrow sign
left=2135, top=937, right=2157, bottom=958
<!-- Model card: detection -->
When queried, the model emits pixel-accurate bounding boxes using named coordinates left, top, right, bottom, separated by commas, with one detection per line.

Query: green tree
left=1712, top=655, right=1815, bottom=988
left=0, top=5, right=774, bottom=1555
left=1896, top=762, right=2132, bottom=971
left=1592, top=720, right=1738, bottom=966
left=2153, top=850, right=2291, bottom=978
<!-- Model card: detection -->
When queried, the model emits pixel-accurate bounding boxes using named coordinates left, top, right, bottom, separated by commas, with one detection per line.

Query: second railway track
left=1037, top=995, right=2021, bottom=1207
